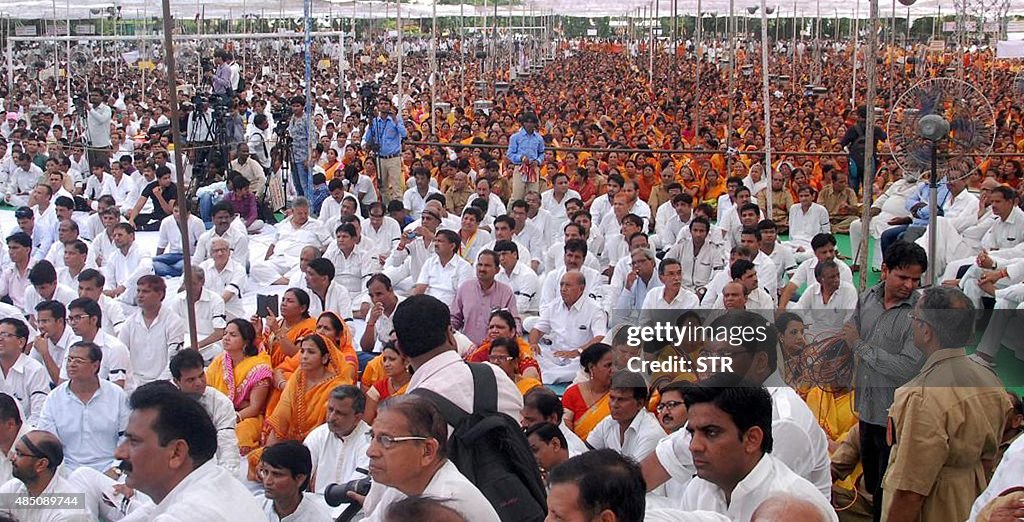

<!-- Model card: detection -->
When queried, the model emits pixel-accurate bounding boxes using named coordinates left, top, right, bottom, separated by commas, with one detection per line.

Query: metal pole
left=725, top=0, right=735, bottom=175
left=303, top=0, right=312, bottom=198
left=926, top=142, right=938, bottom=285
left=852, top=0, right=860, bottom=105
left=430, top=0, right=436, bottom=131
left=858, top=0, right=879, bottom=291
left=160, top=0, right=200, bottom=352
left=460, top=1, right=465, bottom=109
left=397, top=0, right=403, bottom=100
left=761, top=0, right=773, bottom=214
left=65, top=0, right=71, bottom=105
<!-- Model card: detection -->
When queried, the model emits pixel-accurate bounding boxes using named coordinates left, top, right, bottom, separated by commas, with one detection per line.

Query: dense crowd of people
left=0, top=28, right=1019, bottom=522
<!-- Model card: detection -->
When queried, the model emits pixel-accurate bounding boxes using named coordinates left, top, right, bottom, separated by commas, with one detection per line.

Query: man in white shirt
left=199, top=238, right=248, bottom=321
left=640, top=311, right=832, bottom=502
left=325, top=222, right=379, bottom=297
left=0, top=393, right=30, bottom=485
left=359, top=395, right=500, bottom=522
left=171, top=269, right=226, bottom=363
left=943, top=186, right=1024, bottom=289
left=0, top=231, right=34, bottom=311
left=539, top=239, right=602, bottom=309
left=304, top=385, right=371, bottom=513
left=465, top=178, right=507, bottom=220
left=778, top=233, right=853, bottom=310
left=542, top=222, right=602, bottom=276
left=654, top=193, right=695, bottom=251
left=402, top=167, right=441, bottom=220
left=674, top=375, right=837, bottom=521
left=169, top=349, right=239, bottom=473
left=102, top=223, right=152, bottom=305
left=0, top=430, right=93, bottom=522
left=587, top=371, right=665, bottom=461
left=113, top=383, right=266, bottom=521
left=256, top=441, right=332, bottom=522
left=118, top=276, right=186, bottom=387
left=37, top=341, right=129, bottom=473
left=151, top=205, right=204, bottom=278
left=3, top=153, right=42, bottom=207
left=30, top=300, right=78, bottom=387
left=193, top=201, right=250, bottom=267
left=494, top=240, right=540, bottom=315
left=530, top=271, right=608, bottom=384
left=57, top=240, right=92, bottom=289
left=413, top=229, right=474, bottom=308
left=29, top=184, right=59, bottom=263
left=757, top=220, right=797, bottom=292
left=359, top=275, right=403, bottom=358
left=640, top=258, right=701, bottom=324
left=66, top=298, right=129, bottom=388
left=791, top=259, right=858, bottom=339
left=705, top=260, right=775, bottom=317
left=849, top=173, right=919, bottom=272
left=76, top=269, right=127, bottom=335
left=0, top=318, right=50, bottom=427
left=362, top=203, right=402, bottom=264
left=787, top=185, right=832, bottom=262
left=738, top=228, right=779, bottom=300
left=47, top=221, right=97, bottom=272
left=665, top=217, right=725, bottom=296
left=305, top=258, right=354, bottom=320
left=252, top=198, right=330, bottom=286
left=24, top=261, right=77, bottom=324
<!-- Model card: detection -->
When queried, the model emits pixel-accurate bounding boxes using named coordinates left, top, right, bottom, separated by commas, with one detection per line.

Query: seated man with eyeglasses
left=355, top=395, right=499, bottom=522
left=0, top=430, right=92, bottom=522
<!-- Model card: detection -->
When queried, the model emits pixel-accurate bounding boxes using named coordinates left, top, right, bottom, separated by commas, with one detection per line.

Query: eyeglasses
left=0, top=332, right=22, bottom=340
left=66, top=356, right=94, bottom=365
left=67, top=314, right=90, bottom=323
left=10, top=448, right=42, bottom=460
left=908, top=312, right=929, bottom=327
left=656, top=401, right=685, bottom=412
left=488, top=355, right=514, bottom=363
left=367, top=431, right=429, bottom=450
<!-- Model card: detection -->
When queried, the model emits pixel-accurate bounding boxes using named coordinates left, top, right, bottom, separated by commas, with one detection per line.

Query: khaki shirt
left=882, top=348, right=1011, bottom=522
left=819, top=185, right=859, bottom=218
left=445, top=186, right=474, bottom=214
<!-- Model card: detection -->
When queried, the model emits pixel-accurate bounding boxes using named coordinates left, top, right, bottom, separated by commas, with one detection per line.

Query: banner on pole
left=14, top=26, right=37, bottom=37
left=74, top=24, right=96, bottom=35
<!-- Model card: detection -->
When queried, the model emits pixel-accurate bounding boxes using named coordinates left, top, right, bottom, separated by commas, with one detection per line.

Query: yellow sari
left=247, top=334, right=353, bottom=478
left=516, top=377, right=542, bottom=396
left=206, top=351, right=273, bottom=451
left=263, top=316, right=317, bottom=415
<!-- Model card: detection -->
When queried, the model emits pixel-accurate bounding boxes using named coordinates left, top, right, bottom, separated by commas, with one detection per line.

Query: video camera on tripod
left=358, top=81, right=380, bottom=121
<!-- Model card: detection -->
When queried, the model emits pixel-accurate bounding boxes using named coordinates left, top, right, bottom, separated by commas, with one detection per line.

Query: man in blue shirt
left=364, top=98, right=407, bottom=205
left=879, top=176, right=950, bottom=256
left=506, top=113, right=545, bottom=200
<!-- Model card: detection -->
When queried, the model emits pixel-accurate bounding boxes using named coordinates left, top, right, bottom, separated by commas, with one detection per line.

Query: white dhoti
left=917, top=216, right=979, bottom=280
left=785, top=239, right=815, bottom=264
left=250, top=255, right=295, bottom=286
left=976, top=285, right=1024, bottom=362
left=536, top=343, right=582, bottom=385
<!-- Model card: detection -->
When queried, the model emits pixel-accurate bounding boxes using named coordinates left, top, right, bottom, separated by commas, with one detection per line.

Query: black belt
left=378, top=153, right=400, bottom=159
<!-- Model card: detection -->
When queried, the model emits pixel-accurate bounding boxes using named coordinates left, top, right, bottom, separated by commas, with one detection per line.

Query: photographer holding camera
left=83, top=88, right=112, bottom=170
left=286, top=96, right=314, bottom=198
left=364, top=97, right=407, bottom=205
left=247, top=113, right=274, bottom=172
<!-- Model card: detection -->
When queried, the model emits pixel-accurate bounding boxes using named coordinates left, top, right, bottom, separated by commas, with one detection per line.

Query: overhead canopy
left=0, top=0, right=1011, bottom=22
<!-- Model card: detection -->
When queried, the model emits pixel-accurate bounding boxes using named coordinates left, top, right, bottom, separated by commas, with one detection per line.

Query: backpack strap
left=468, top=362, right=499, bottom=414
left=411, top=388, right=470, bottom=427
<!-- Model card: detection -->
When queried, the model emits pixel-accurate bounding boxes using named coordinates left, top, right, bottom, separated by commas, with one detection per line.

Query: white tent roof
left=0, top=0, right=1011, bottom=22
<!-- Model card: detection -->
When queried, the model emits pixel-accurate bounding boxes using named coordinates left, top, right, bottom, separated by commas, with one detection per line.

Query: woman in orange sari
left=364, top=343, right=412, bottom=423
left=561, top=343, right=614, bottom=440
left=251, top=288, right=317, bottom=415
left=206, top=319, right=273, bottom=454
left=246, top=333, right=351, bottom=478
left=315, top=311, right=358, bottom=383
left=488, top=337, right=542, bottom=396
left=466, top=309, right=540, bottom=381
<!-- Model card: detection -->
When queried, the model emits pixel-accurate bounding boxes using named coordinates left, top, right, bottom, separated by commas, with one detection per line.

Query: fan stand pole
left=926, top=142, right=938, bottom=286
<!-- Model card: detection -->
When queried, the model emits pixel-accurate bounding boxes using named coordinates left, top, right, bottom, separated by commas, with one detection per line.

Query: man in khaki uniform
left=882, top=286, right=1011, bottom=522
left=819, top=171, right=860, bottom=233
left=444, top=171, right=474, bottom=214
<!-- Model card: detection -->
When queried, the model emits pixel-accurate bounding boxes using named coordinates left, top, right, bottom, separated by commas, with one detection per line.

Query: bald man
left=751, top=495, right=833, bottom=522
left=0, top=430, right=90, bottom=521
left=529, top=270, right=608, bottom=384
